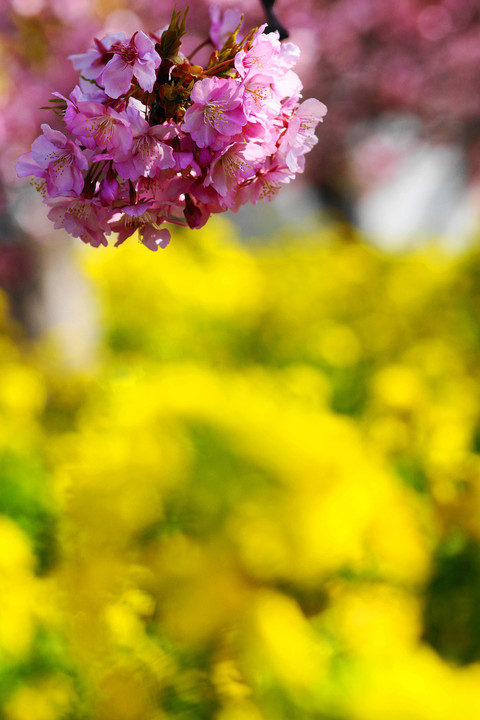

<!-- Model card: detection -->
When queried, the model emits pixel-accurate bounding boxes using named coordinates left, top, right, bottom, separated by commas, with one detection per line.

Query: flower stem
left=203, top=58, right=235, bottom=76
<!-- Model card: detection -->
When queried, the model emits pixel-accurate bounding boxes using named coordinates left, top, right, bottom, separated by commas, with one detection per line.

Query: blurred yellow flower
left=1, top=220, right=480, bottom=719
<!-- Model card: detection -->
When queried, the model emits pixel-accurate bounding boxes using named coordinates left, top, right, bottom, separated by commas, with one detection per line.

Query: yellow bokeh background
left=2, top=217, right=480, bottom=719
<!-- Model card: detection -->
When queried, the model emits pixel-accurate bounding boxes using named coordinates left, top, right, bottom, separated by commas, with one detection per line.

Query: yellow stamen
left=204, top=101, right=229, bottom=125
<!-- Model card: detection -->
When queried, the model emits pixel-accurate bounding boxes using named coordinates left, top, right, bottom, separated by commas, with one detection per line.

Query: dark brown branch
left=259, top=0, right=289, bottom=40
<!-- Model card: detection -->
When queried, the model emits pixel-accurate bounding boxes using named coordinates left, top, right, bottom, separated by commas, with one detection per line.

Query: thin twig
left=188, top=38, right=212, bottom=61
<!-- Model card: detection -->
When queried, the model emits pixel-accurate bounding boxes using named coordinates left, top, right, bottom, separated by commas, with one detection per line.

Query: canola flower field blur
left=3, top=217, right=480, bottom=719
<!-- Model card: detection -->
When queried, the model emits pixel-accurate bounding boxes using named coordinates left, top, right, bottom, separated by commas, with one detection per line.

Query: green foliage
left=0, top=450, right=56, bottom=573
left=423, top=538, right=480, bottom=665
left=160, top=8, right=189, bottom=60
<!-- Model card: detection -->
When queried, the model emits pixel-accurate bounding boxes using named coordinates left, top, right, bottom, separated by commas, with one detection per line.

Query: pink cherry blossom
left=99, top=31, right=161, bottom=99
left=16, top=11, right=326, bottom=253
left=296, top=98, right=328, bottom=135
left=272, top=69, right=303, bottom=106
left=111, top=203, right=170, bottom=251
left=187, top=180, right=226, bottom=219
left=242, top=79, right=281, bottom=123
left=235, top=31, right=281, bottom=85
left=277, top=99, right=328, bottom=174
left=66, top=101, right=133, bottom=154
left=58, top=86, right=108, bottom=129
left=69, top=33, right=127, bottom=83
left=206, top=141, right=266, bottom=198
left=140, top=225, right=171, bottom=251
left=277, top=42, right=301, bottom=73
left=47, top=196, right=111, bottom=247
left=114, top=107, right=175, bottom=181
left=182, top=77, right=248, bottom=150
left=235, top=163, right=288, bottom=207
left=16, top=123, right=87, bottom=197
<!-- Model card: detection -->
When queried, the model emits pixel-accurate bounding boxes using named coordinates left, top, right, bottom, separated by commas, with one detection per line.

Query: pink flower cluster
left=16, top=10, right=326, bottom=252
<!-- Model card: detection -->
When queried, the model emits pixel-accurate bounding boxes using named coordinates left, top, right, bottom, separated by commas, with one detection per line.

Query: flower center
left=90, top=115, right=115, bottom=144
left=66, top=200, right=90, bottom=221
left=222, top=152, right=245, bottom=177
left=50, top=149, right=73, bottom=178
left=125, top=210, right=155, bottom=227
left=204, top=101, right=228, bottom=126
left=134, top=135, right=154, bottom=160
left=111, top=41, right=137, bottom=64
left=299, top=117, right=316, bottom=133
left=247, top=84, right=268, bottom=106
left=244, top=54, right=263, bottom=69
left=30, top=179, right=46, bottom=197
left=259, top=180, right=280, bottom=200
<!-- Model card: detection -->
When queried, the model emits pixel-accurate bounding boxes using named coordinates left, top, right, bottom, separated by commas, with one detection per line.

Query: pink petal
left=114, top=225, right=136, bottom=246
left=297, top=98, right=328, bottom=127
left=115, top=158, right=139, bottom=182
left=213, top=108, right=246, bottom=136
left=114, top=123, right=134, bottom=155
left=191, top=77, right=218, bottom=105
left=31, top=136, right=60, bottom=168
left=133, top=59, right=157, bottom=92
left=101, top=57, right=133, bottom=98
left=182, top=106, right=206, bottom=135
left=70, top=142, right=89, bottom=171
left=40, top=123, right=67, bottom=148
left=141, top=226, right=171, bottom=251
left=190, top=120, right=217, bottom=148
left=134, top=31, right=160, bottom=64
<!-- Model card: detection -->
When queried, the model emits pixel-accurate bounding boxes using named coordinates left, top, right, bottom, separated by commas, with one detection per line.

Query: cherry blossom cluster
left=15, top=9, right=326, bottom=252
